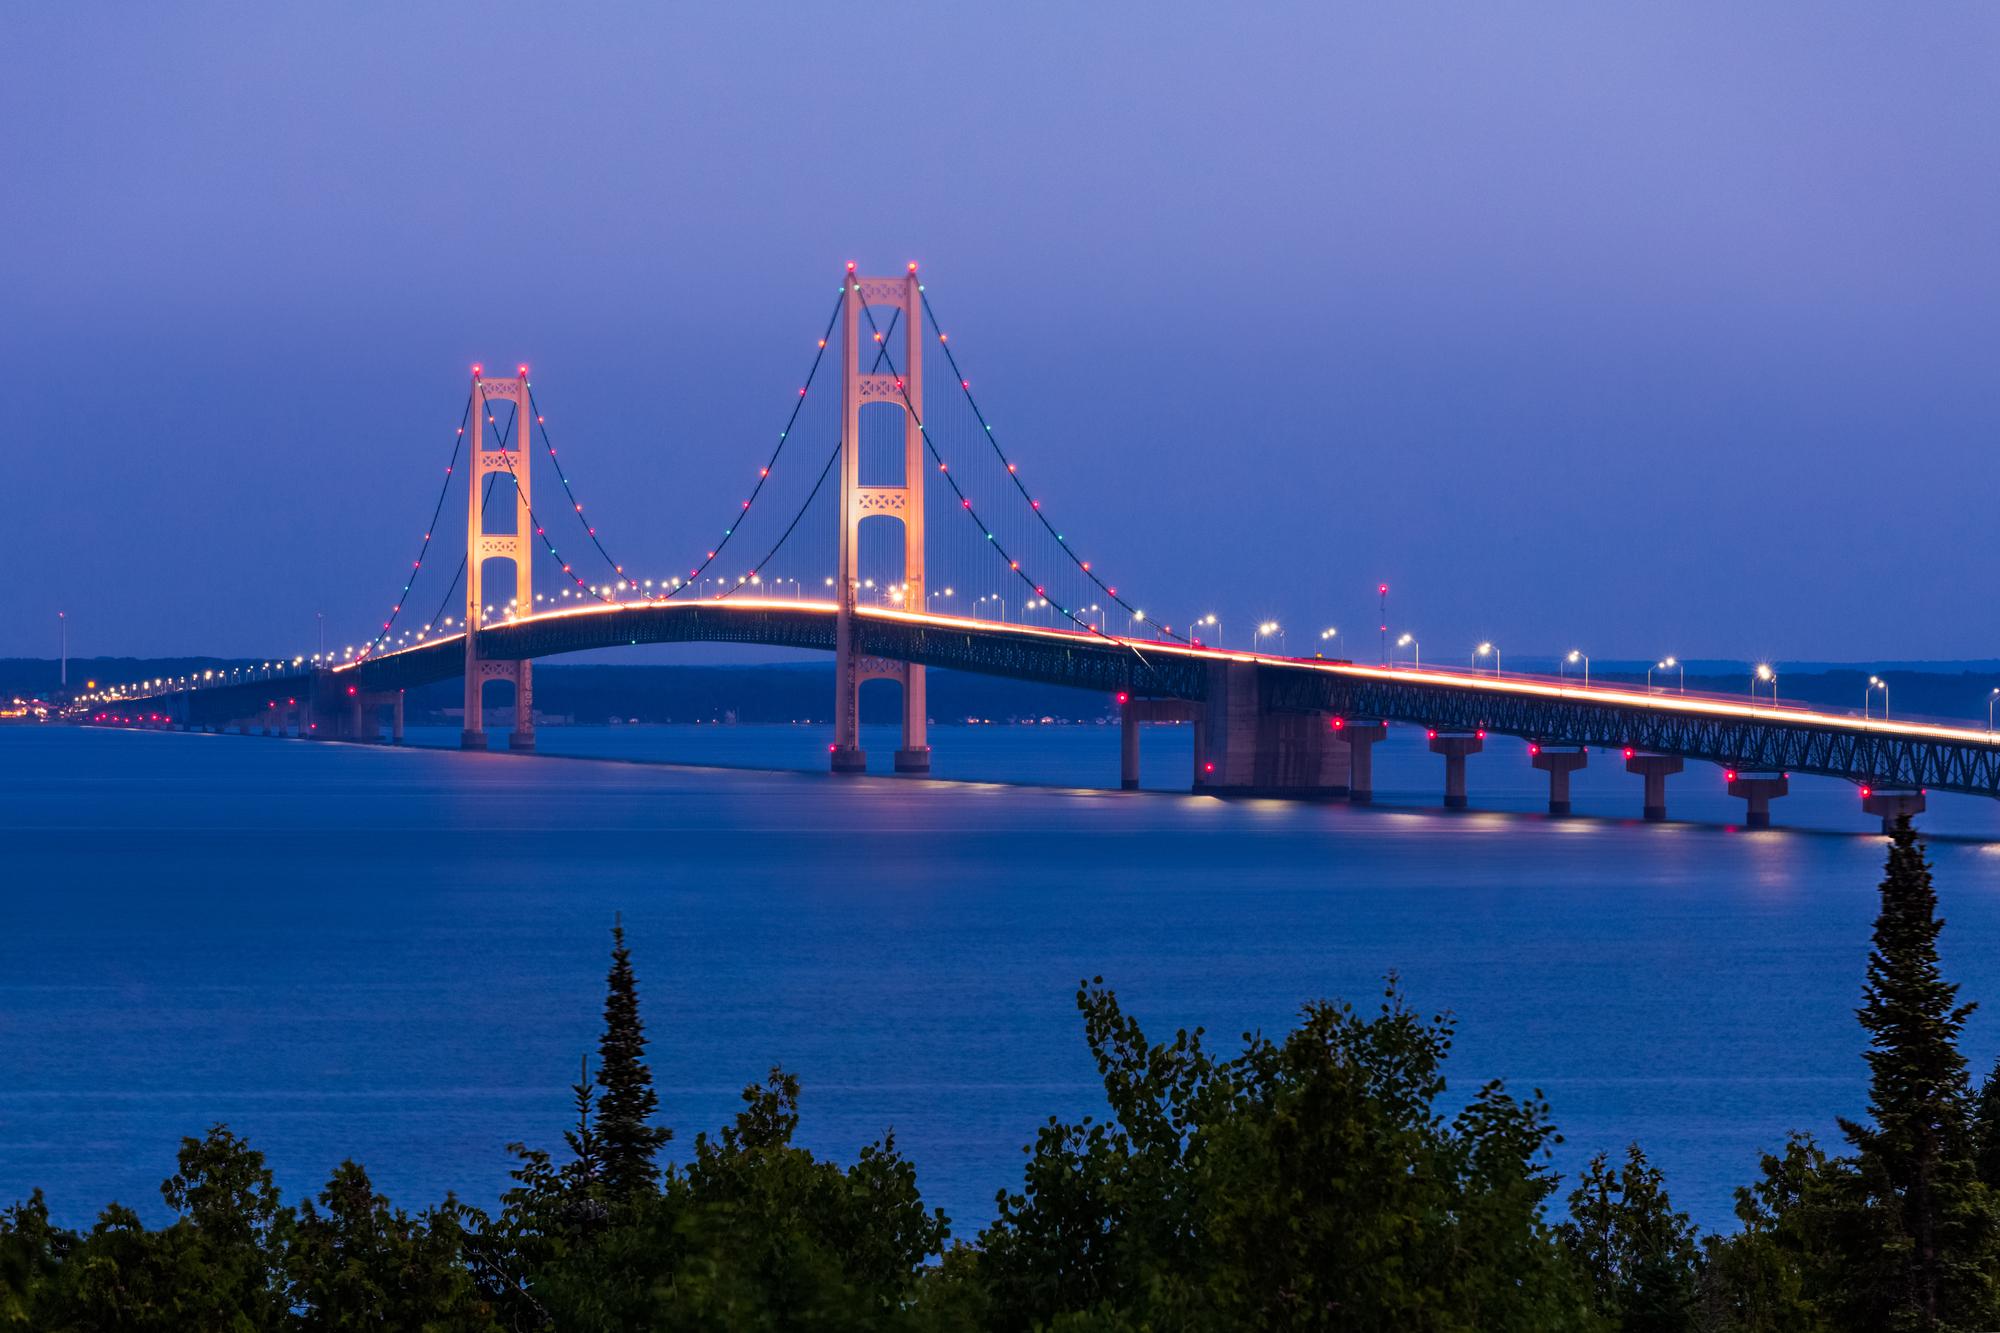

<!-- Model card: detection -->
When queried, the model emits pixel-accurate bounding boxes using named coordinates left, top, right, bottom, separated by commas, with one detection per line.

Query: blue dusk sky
left=4, top=4, right=1996, bottom=662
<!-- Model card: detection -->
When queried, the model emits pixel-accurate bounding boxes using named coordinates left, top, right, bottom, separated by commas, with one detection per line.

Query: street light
left=1865, top=675, right=1888, bottom=721
left=1255, top=621, right=1283, bottom=654
left=1564, top=649, right=1589, bottom=689
left=1648, top=657, right=1682, bottom=694
left=1318, top=627, right=1338, bottom=657
left=1989, top=687, right=1999, bottom=734
left=1754, top=663, right=1776, bottom=705
left=1192, top=613, right=1220, bottom=647
left=1396, top=632, right=1419, bottom=670
left=1474, top=641, right=1500, bottom=675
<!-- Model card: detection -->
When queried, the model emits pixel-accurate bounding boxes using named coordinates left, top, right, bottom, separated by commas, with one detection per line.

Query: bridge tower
left=461, top=369, right=535, bottom=751
left=831, top=266, right=928, bottom=774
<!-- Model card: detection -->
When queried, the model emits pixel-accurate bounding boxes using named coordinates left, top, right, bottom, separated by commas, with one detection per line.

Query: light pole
left=1192, top=613, right=1220, bottom=647
left=1648, top=657, right=1681, bottom=694
left=1866, top=675, right=1888, bottom=721
left=1318, top=627, right=1338, bottom=657
left=1754, top=663, right=1776, bottom=705
left=57, top=611, right=66, bottom=690
left=1255, top=621, right=1282, bottom=654
left=317, top=611, right=325, bottom=657
left=1397, top=632, right=1419, bottom=670
left=1989, top=687, right=1999, bottom=734
left=1378, top=583, right=1388, bottom=665
left=1564, top=649, right=1589, bottom=689
left=1474, top=641, right=1500, bottom=675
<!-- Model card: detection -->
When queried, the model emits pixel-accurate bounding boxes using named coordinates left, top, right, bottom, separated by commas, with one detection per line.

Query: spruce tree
left=1834, top=816, right=1997, bottom=1330
left=1971, top=1057, right=2000, bottom=1192
left=595, top=918, right=670, bottom=1197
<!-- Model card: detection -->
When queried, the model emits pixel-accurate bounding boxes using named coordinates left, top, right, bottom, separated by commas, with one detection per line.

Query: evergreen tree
left=1971, top=1056, right=2000, bottom=1192
left=595, top=919, right=670, bottom=1197
left=1560, top=1144, right=1702, bottom=1332
left=1832, top=816, right=1997, bottom=1330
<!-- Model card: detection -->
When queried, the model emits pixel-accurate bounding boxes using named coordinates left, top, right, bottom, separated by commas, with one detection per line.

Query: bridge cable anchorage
left=918, top=290, right=1176, bottom=644
left=665, top=297, right=883, bottom=602
left=855, top=299, right=1178, bottom=655
left=476, top=380, right=621, bottom=607
left=714, top=312, right=906, bottom=601
left=355, top=391, right=475, bottom=661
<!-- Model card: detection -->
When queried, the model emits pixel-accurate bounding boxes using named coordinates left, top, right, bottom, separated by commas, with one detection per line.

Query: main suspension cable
left=919, top=289, right=1171, bottom=640
left=356, top=392, right=474, bottom=660
left=856, top=298, right=1167, bottom=649
left=510, top=293, right=847, bottom=602
left=667, top=299, right=884, bottom=599
left=717, top=440, right=840, bottom=602
left=475, top=380, right=621, bottom=608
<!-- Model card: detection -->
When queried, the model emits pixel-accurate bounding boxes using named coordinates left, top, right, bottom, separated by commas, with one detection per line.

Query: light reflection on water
left=2, top=723, right=1999, bottom=1238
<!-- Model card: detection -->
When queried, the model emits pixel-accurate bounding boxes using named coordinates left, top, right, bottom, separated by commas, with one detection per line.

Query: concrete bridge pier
left=1121, top=701, right=1138, bottom=789
left=1343, top=720, right=1388, bottom=804
left=1118, top=694, right=1203, bottom=790
left=1529, top=744, right=1588, bottom=814
left=1194, top=662, right=1348, bottom=798
left=1427, top=729, right=1484, bottom=808
left=1625, top=751, right=1683, bottom=821
left=391, top=692, right=405, bottom=745
left=1861, top=786, right=1925, bottom=833
left=1726, top=771, right=1789, bottom=828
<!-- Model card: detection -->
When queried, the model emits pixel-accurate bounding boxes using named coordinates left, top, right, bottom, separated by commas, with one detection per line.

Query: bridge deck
left=80, top=598, right=2000, bottom=798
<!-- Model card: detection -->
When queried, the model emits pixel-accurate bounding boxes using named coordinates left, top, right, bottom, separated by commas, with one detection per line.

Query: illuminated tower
left=831, top=266, right=928, bottom=773
left=462, top=367, right=535, bottom=751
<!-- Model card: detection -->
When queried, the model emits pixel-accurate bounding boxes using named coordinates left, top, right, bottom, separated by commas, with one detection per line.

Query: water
left=5, top=722, right=2000, bottom=1240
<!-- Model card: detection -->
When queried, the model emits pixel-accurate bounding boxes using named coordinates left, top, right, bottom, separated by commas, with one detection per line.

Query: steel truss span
left=1260, top=668, right=2000, bottom=799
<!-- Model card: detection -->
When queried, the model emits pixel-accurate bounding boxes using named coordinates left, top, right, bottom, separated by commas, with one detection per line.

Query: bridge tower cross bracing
left=832, top=268, right=928, bottom=774
left=462, top=371, right=535, bottom=752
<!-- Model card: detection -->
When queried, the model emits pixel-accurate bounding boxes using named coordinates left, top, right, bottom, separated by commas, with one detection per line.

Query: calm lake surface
left=6, top=721, right=2000, bottom=1236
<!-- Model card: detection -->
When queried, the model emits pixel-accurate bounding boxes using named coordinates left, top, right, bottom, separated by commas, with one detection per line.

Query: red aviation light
left=1725, top=770, right=1738, bottom=782
left=1331, top=717, right=1345, bottom=730
left=1860, top=785, right=1873, bottom=799
left=346, top=686, right=357, bottom=696
left=1529, top=743, right=1541, bottom=755
left=1476, top=729, right=1486, bottom=741
left=1203, top=762, right=1215, bottom=774
left=1623, top=748, right=1635, bottom=760
left=1115, top=692, right=1129, bottom=705
left=1426, top=729, right=1436, bottom=740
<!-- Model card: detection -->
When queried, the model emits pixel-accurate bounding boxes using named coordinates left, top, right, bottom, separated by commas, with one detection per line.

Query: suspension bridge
left=70, top=265, right=2000, bottom=830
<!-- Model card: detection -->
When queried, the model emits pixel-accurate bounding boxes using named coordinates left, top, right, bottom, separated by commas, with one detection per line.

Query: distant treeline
left=12, top=657, right=2000, bottom=729
left=0, top=660, right=1113, bottom=725
left=398, top=664, right=1117, bottom=726
left=7, top=821, right=2000, bottom=1330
